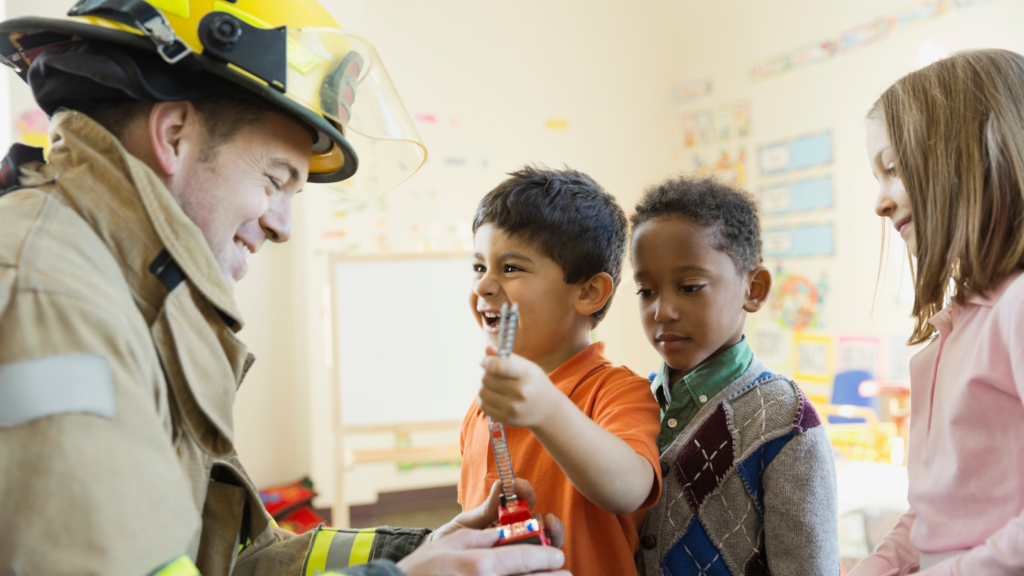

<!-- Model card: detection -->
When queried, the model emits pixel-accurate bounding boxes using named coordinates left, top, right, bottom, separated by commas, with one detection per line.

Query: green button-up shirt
left=653, top=337, right=753, bottom=453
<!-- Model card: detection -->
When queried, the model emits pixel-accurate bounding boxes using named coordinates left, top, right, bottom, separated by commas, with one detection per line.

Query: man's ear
left=147, top=101, right=201, bottom=177
left=575, top=272, right=615, bottom=317
left=743, top=266, right=772, bottom=313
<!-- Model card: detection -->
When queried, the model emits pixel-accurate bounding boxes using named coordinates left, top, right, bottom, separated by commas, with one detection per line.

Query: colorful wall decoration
left=750, top=323, right=791, bottom=368
left=839, top=18, right=889, bottom=53
left=693, top=148, right=747, bottom=186
left=678, top=99, right=752, bottom=150
left=887, top=335, right=920, bottom=381
left=545, top=118, right=571, bottom=130
left=769, top=268, right=828, bottom=331
left=891, top=0, right=949, bottom=32
left=750, top=0, right=989, bottom=81
left=673, top=77, right=713, bottom=102
left=794, top=333, right=833, bottom=384
left=838, top=336, right=883, bottom=378
left=15, top=108, right=49, bottom=153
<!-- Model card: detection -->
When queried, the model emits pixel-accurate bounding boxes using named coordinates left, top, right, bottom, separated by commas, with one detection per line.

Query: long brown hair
left=871, top=49, right=1024, bottom=345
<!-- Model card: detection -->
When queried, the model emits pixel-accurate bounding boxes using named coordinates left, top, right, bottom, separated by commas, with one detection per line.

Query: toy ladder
left=488, top=303, right=519, bottom=505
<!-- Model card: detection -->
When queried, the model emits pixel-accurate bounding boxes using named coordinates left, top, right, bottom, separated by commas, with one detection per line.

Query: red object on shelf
left=858, top=379, right=911, bottom=398
left=259, top=477, right=328, bottom=533
left=278, top=505, right=329, bottom=534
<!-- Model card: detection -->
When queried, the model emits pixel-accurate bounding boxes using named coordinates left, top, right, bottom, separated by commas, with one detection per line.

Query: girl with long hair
left=851, top=49, right=1024, bottom=575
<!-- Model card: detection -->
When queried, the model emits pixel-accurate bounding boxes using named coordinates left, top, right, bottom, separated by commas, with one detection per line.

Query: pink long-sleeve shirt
left=851, top=271, right=1024, bottom=575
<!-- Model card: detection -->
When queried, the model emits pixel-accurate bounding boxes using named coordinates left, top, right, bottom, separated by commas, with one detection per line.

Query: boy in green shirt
left=631, top=175, right=839, bottom=576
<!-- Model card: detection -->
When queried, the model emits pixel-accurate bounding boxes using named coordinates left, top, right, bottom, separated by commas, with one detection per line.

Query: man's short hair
left=631, top=175, right=763, bottom=274
left=79, top=96, right=267, bottom=157
left=472, top=165, right=627, bottom=326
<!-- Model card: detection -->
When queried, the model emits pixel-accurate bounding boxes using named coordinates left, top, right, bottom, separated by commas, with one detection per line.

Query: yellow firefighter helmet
left=0, top=0, right=426, bottom=196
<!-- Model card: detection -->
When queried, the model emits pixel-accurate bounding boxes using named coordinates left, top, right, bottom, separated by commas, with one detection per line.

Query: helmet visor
left=286, top=28, right=426, bottom=198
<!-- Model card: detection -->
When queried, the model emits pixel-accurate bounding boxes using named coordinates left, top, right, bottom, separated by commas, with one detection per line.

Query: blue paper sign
left=758, top=131, right=833, bottom=176
left=761, top=175, right=834, bottom=216
left=763, top=222, right=835, bottom=258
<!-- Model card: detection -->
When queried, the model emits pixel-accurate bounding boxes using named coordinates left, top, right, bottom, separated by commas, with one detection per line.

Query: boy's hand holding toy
left=479, top=348, right=568, bottom=429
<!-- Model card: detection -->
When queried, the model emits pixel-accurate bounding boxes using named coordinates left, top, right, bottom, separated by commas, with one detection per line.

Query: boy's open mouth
left=480, top=310, right=502, bottom=333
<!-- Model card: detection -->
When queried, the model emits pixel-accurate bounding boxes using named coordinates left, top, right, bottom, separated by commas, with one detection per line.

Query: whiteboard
left=332, top=253, right=486, bottom=426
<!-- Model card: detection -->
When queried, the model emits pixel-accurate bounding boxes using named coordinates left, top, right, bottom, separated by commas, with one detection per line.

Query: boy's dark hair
left=473, top=165, right=627, bottom=326
left=631, top=176, right=762, bottom=273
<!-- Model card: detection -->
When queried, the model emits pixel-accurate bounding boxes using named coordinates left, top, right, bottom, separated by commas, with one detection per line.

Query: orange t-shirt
left=458, top=342, right=662, bottom=576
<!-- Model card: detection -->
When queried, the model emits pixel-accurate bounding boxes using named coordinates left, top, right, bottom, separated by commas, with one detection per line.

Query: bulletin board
left=330, top=252, right=484, bottom=427
left=661, top=0, right=1023, bottom=400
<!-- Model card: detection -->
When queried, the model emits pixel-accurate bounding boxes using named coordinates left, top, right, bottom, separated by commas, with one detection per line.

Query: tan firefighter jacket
left=0, top=110, right=428, bottom=576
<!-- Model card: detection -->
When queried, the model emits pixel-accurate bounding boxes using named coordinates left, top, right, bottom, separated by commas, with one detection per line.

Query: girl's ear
left=743, top=266, right=772, bottom=313
left=575, top=272, right=615, bottom=317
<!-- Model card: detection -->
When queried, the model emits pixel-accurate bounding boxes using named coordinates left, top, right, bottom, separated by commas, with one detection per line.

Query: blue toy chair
left=829, top=370, right=880, bottom=424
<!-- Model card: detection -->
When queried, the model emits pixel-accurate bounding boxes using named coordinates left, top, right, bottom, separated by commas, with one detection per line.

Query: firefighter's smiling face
left=125, top=101, right=311, bottom=292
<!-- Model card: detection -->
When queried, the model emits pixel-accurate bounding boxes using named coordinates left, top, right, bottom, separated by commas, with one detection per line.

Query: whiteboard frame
left=328, top=251, right=471, bottom=527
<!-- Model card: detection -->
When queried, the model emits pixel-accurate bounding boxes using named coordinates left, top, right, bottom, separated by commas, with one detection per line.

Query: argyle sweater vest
left=637, top=357, right=840, bottom=576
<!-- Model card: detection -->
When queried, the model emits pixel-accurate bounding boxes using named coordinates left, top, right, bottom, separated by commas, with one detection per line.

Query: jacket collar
left=21, top=109, right=243, bottom=329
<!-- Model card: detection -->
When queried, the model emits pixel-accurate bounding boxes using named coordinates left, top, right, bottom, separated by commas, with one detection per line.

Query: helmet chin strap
left=68, top=0, right=192, bottom=63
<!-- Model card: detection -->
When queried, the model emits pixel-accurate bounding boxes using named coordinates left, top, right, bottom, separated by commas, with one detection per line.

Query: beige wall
left=2, top=0, right=677, bottom=503
left=655, top=0, right=1024, bottom=391
left=301, top=0, right=677, bottom=507
left=6, top=0, right=1024, bottom=510
left=251, top=0, right=1024, bottom=507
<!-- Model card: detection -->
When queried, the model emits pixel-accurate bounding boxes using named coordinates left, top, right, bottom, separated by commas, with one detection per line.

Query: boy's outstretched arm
left=479, top=349, right=656, bottom=516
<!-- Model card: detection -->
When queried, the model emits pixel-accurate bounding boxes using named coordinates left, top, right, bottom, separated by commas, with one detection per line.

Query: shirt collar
left=548, top=342, right=611, bottom=394
left=964, top=271, right=1022, bottom=308
left=653, top=336, right=753, bottom=406
left=927, top=271, right=1024, bottom=331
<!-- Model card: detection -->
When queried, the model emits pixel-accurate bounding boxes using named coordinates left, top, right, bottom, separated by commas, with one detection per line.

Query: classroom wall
left=4, top=0, right=1023, bottom=511
left=295, top=0, right=1024, bottom=508
left=652, top=0, right=1024, bottom=400
left=303, top=0, right=678, bottom=507
left=1, top=0, right=677, bottom=506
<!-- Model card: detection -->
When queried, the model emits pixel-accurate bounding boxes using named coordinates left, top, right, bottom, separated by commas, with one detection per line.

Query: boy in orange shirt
left=459, top=166, right=662, bottom=575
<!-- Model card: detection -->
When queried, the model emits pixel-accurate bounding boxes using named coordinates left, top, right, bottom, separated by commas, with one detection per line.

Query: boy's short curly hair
left=630, top=176, right=762, bottom=274
left=473, top=165, right=627, bottom=326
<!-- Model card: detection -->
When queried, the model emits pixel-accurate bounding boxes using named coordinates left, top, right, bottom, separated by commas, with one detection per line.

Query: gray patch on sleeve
left=0, top=353, right=115, bottom=427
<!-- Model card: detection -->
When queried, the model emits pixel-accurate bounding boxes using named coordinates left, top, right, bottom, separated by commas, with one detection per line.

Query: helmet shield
left=287, top=28, right=425, bottom=198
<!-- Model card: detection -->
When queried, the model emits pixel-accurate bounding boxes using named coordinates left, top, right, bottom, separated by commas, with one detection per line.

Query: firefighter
left=0, top=1, right=567, bottom=575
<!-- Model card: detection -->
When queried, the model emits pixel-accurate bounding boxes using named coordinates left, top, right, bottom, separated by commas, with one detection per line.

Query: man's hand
left=396, top=529, right=569, bottom=576
left=431, top=479, right=565, bottom=547
left=479, top=347, right=567, bottom=429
